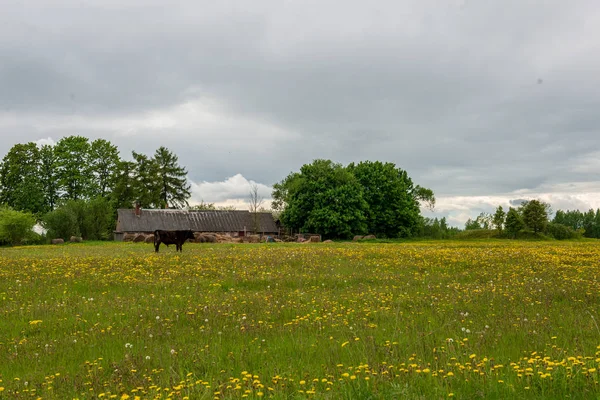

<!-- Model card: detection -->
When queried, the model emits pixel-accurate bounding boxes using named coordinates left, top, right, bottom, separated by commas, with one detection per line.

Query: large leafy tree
left=273, top=159, right=368, bottom=239
left=89, top=139, right=120, bottom=198
left=153, top=146, right=191, bottom=209
left=39, top=144, right=59, bottom=212
left=54, top=136, right=93, bottom=200
left=553, top=210, right=584, bottom=230
left=521, top=199, right=549, bottom=233
left=0, top=142, right=46, bottom=214
left=505, top=207, right=524, bottom=238
left=347, top=161, right=423, bottom=237
left=492, top=206, right=506, bottom=232
left=111, top=160, right=138, bottom=209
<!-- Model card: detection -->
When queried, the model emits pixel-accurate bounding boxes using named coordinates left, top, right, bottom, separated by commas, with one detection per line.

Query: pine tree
left=153, top=146, right=191, bottom=209
left=132, top=151, right=161, bottom=208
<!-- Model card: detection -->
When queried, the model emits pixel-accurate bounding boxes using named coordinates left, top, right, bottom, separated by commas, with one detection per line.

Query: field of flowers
left=1, top=240, right=599, bottom=399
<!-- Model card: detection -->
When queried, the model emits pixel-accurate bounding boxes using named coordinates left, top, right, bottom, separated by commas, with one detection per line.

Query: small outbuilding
left=114, top=207, right=279, bottom=241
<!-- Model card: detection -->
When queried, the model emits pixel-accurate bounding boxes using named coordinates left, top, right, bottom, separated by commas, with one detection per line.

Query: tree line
left=464, top=199, right=600, bottom=240
left=0, top=136, right=191, bottom=243
left=2, top=137, right=600, bottom=244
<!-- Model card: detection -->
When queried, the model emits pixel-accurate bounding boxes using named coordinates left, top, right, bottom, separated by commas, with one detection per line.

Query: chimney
left=135, top=202, right=141, bottom=217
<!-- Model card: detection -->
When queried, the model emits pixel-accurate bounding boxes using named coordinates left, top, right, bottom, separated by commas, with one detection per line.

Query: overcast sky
left=1, top=0, right=599, bottom=226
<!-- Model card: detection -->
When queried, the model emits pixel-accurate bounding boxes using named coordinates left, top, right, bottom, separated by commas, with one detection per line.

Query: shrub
left=43, top=197, right=115, bottom=241
left=43, top=206, right=79, bottom=240
left=546, top=223, right=582, bottom=240
left=0, top=206, right=37, bottom=245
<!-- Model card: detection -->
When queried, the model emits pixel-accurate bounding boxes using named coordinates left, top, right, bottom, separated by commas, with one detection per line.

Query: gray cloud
left=1, top=0, right=600, bottom=214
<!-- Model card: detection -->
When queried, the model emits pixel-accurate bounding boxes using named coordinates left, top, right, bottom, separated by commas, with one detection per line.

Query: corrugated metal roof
left=116, top=209, right=278, bottom=233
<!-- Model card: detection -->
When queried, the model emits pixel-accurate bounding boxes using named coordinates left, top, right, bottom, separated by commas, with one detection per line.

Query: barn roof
left=116, top=209, right=278, bottom=233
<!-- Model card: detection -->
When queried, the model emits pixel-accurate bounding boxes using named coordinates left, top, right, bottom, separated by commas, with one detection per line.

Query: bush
left=82, top=197, right=114, bottom=240
left=546, top=223, right=582, bottom=240
left=43, top=206, right=79, bottom=240
left=0, top=206, right=37, bottom=245
left=42, top=197, right=115, bottom=241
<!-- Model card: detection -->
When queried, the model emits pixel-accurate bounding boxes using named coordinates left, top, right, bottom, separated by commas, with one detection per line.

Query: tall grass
left=0, top=241, right=599, bottom=399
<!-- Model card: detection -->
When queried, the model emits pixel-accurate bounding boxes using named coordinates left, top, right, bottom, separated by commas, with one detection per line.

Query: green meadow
left=1, top=241, right=599, bottom=399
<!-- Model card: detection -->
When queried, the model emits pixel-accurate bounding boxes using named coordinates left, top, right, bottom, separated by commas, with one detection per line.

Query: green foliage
left=581, top=209, right=600, bottom=238
left=188, top=201, right=217, bottom=211
left=42, top=204, right=80, bottom=240
left=82, top=197, right=115, bottom=240
left=0, top=142, right=46, bottom=214
left=132, top=151, right=161, bottom=208
left=492, top=206, right=506, bottom=232
left=2, top=138, right=192, bottom=233
left=0, top=206, right=37, bottom=245
left=546, top=223, right=582, bottom=240
left=39, top=144, right=59, bottom=211
left=553, top=209, right=585, bottom=231
left=348, top=161, right=422, bottom=237
left=89, top=139, right=120, bottom=198
left=413, top=185, right=436, bottom=210
left=464, top=218, right=482, bottom=230
left=419, top=217, right=459, bottom=239
left=153, top=146, right=191, bottom=209
left=111, top=160, right=137, bottom=210
left=54, top=136, right=93, bottom=200
left=504, top=207, right=524, bottom=238
left=124, top=147, right=192, bottom=209
left=43, top=198, right=114, bottom=241
left=274, top=159, right=433, bottom=239
left=521, top=199, right=549, bottom=233
left=274, top=159, right=368, bottom=239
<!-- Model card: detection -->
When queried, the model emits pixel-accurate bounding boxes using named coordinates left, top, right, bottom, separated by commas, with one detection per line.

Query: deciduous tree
left=273, top=159, right=368, bottom=239
left=39, top=144, right=59, bottom=212
left=89, top=139, right=120, bottom=198
left=0, top=142, right=45, bottom=214
left=493, top=206, right=506, bottom=232
left=348, top=161, right=424, bottom=237
left=505, top=207, right=524, bottom=238
left=54, top=136, right=92, bottom=200
left=521, top=199, right=549, bottom=233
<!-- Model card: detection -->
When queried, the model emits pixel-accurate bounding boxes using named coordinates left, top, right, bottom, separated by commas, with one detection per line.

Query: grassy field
left=1, top=241, right=599, bottom=399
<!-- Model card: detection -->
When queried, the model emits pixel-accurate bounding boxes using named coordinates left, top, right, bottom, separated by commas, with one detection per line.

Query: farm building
left=114, top=207, right=279, bottom=241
